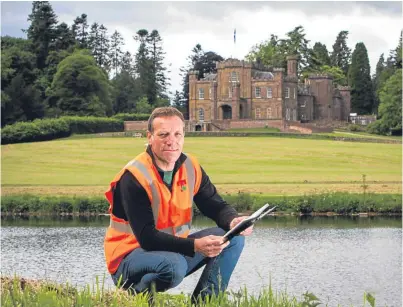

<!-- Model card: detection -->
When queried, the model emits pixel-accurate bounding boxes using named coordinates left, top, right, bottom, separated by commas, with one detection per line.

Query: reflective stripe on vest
left=110, top=155, right=196, bottom=234
left=110, top=219, right=191, bottom=236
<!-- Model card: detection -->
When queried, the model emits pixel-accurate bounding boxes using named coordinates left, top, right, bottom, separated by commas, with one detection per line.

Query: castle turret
left=286, top=55, right=299, bottom=78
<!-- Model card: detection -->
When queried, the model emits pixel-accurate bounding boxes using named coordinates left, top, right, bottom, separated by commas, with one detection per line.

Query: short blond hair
left=147, top=107, right=185, bottom=132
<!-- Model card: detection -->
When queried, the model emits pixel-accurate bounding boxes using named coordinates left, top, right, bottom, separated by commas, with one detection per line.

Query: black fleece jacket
left=112, top=146, right=239, bottom=257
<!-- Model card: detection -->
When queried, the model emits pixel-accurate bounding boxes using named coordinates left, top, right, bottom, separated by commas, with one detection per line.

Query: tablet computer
left=222, top=204, right=277, bottom=242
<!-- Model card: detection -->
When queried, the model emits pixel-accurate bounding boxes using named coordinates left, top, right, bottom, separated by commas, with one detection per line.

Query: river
left=1, top=215, right=401, bottom=307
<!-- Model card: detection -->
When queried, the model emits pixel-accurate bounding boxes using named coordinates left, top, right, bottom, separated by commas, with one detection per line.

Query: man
left=104, top=106, right=253, bottom=304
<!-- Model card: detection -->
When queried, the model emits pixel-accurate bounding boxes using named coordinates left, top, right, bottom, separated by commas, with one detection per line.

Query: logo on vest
left=177, top=179, right=187, bottom=191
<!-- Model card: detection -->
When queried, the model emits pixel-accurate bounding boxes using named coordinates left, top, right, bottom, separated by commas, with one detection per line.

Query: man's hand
left=229, top=216, right=254, bottom=236
left=194, top=235, right=229, bottom=257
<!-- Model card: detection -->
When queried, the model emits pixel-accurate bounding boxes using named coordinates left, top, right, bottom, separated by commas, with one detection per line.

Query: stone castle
left=187, top=55, right=351, bottom=132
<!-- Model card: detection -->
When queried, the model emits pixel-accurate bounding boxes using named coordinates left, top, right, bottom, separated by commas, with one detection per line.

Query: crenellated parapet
left=216, top=58, right=253, bottom=69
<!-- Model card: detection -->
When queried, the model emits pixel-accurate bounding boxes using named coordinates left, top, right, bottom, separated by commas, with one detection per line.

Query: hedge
left=1, top=116, right=124, bottom=144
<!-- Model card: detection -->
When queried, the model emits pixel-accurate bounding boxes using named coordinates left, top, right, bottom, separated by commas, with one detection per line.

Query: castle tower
left=338, top=86, right=351, bottom=121
left=308, top=74, right=334, bottom=120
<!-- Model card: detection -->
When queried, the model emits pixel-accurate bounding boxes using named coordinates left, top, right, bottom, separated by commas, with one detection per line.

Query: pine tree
left=72, top=14, right=89, bottom=49
left=312, top=42, right=331, bottom=66
left=110, top=30, right=124, bottom=76
left=147, top=30, right=170, bottom=102
left=25, top=1, right=58, bottom=70
left=348, top=42, right=374, bottom=114
left=134, top=29, right=152, bottom=101
left=330, top=31, right=351, bottom=76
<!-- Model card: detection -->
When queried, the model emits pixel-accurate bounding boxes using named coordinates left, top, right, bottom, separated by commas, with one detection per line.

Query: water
left=1, top=215, right=401, bottom=307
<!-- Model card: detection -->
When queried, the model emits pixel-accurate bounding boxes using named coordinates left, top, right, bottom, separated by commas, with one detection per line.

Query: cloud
left=1, top=1, right=401, bottom=96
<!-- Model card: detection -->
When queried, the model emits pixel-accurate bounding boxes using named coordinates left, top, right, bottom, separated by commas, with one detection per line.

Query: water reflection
left=1, top=215, right=401, bottom=307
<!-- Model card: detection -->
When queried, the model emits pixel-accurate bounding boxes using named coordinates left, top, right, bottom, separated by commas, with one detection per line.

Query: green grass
left=1, top=276, right=377, bottom=307
left=1, top=137, right=401, bottom=196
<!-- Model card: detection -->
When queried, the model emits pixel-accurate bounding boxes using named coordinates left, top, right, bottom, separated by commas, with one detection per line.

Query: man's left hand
left=229, top=216, right=254, bottom=236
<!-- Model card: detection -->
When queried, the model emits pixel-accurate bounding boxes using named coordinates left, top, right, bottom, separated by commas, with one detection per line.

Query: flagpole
left=233, top=28, right=236, bottom=59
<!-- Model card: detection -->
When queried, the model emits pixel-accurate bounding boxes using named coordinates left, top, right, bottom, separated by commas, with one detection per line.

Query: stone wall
left=124, top=121, right=148, bottom=131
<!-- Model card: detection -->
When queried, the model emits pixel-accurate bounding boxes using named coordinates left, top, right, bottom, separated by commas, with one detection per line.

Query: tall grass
left=0, top=276, right=377, bottom=307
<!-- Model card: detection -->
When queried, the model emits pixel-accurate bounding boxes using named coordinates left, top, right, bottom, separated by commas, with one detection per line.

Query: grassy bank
left=2, top=193, right=401, bottom=215
left=0, top=276, right=376, bottom=307
left=1, top=137, right=401, bottom=196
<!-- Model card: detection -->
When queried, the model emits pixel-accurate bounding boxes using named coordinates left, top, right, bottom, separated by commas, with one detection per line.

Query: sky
left=1, top=1, right=402, bottom=98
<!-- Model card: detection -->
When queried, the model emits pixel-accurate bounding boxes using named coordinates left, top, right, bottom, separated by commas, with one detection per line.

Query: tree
left=134, top=29, right=152, bottom=100
left=72, top=14, right=89, bottom=49
left=147, top=30, right=170, bottom=102
left=367, top=69, right=402, bottom=135
left=111, top=71, right=141, bottom=114
left=372, top=53, right=386, bottom=113
left=135, top=96, right=152, bottom=113
left=330, top=31, right=351, bottom=76
left=46, top=49, right=112, bottom=116
left=172, top=90, right=186, bottom=115
left=121, top=51, right=135, bottom=75
left=312, top=42, right=331, bottom=66
left=1, top=42, right=44, bottom=126
left=348, top=42, right=374, bottom=114
left=52, top=22, right=76, bottom=51
left=25, top=1, right=58, bottom=70
left=110, top=30, right=124, bottom=76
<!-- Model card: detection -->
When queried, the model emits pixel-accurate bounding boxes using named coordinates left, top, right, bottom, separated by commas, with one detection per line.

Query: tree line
left=1, top=2, right=401, bottom=135
left=1, top=1, right=172, bottom=127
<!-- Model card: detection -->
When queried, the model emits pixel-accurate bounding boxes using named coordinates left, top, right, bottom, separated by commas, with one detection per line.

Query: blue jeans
left=111, top=227, right=245, bottom=301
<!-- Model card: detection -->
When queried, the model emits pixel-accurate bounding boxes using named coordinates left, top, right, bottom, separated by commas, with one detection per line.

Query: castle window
left=255, top=108, right=261, bottom=119
left=293, top=109, right=297, bottom=121
left=285, top=87, right=290, bottom=98
left=267, top=87, right=272, bottom=98
left=209, top=87, right=212, bottom=98
left=301, top=100, right=306, bottom=108
left=231, top=71, right=238, bottom=82
left=294, top=88, right=296, bottom=99
left=267, top=107, right=272, bottom=119
left=229, top=86, right=234, bottom=98
left=198, top=108, right=204, bottom=121
left=286, top=108, right=290, bottom=120
left=255, top=87, right=261, bottom=98
left=198, top=88, right=204, bottom=99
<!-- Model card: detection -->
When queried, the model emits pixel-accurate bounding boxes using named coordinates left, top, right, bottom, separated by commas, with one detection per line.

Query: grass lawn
left=1, top=137, right=401, bottom=196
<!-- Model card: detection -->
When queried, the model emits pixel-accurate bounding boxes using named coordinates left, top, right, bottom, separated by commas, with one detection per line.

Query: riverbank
left=0, top=276, right=376, bottom=307
left=1, top=192, right=401, bottom=216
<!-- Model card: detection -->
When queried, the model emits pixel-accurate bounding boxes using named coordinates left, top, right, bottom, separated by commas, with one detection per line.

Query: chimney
left=286, top=55, right=299, bottom=78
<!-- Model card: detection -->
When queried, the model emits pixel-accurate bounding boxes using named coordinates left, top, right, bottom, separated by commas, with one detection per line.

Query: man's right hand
left=194, top=235, right=229, bottom=258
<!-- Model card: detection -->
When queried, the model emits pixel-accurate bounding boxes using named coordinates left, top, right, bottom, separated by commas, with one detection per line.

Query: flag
left=234, top=28, right=236, bottom=44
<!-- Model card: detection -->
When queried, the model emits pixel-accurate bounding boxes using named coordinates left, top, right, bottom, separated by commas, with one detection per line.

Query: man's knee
left=154, top=254, right=187, bottom=291
left=229, top=235, right=245, bottom=253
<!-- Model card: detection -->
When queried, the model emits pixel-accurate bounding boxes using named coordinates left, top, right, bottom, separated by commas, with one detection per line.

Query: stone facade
left=188, top=55, right=351, bottom=131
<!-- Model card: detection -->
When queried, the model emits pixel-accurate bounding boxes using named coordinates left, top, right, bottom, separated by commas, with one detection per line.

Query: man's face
left=147, top=116, right=185, bottom=166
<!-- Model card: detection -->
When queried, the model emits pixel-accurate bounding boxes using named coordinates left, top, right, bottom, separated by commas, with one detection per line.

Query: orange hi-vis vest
left=104, top=151, right=202, bottom=274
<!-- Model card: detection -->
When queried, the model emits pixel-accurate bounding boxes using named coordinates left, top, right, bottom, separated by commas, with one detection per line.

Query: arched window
left=199, top=108, right=204, bottom=121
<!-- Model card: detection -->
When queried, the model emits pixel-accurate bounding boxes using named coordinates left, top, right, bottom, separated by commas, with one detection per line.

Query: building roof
left=251, top=70, right=274, bottom=80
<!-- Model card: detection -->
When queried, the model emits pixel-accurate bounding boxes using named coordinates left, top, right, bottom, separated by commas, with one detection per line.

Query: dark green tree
left=110, top=30, right=124, bottom=76
left=147, top=30, right=170, bottom=102
left=52, top=22, right=76, bottom=51
left=25, top=1, right=58, bottom=70
left=134, top=29, right=152, bottom=101
left=330, top=31, right=351, bottom=76
left=72, top=14, right=89, bottom=49
left=111, top=71, right=141, bottom=114
left=367, top=69, right=402, bottom=135
left=46, top=49, right=112, bottom=116
left=348, top=42, right=374, bottom=114
left=312, top=42, right=331, bottom=66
